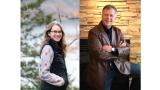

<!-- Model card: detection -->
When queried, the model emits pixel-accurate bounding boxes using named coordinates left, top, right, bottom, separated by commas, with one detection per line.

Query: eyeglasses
left=50, top=30, right=62, bottom=34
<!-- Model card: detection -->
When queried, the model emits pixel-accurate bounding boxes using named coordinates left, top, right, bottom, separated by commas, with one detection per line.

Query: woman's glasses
left=50, top=30, right=62, bottom=34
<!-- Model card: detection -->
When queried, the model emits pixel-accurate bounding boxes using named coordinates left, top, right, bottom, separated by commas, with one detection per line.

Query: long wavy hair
left=40, top=21, right=67, bottom=55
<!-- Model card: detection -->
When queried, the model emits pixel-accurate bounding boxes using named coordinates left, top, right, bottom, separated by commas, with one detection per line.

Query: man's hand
left=102, top=45, right=112, bottom=52
left=119, top=41, right=127, bottom=48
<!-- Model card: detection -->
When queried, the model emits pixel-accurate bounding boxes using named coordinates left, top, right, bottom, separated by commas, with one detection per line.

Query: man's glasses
left=50, top=30, right=62, bottom=34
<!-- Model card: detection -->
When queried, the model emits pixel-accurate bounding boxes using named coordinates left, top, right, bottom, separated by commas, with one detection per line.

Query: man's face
left=102, top=8, right=117, bottom=27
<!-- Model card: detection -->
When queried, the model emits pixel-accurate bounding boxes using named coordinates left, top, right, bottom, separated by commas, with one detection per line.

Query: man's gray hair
left=102, top=5, right=117, bottom=12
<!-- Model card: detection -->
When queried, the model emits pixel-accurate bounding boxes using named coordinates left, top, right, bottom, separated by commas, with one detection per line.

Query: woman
left=39, top=21, right=68, bottom=90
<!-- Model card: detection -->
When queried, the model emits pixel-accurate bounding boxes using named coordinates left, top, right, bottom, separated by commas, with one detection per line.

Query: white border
left=142, top=0, right=160, bottom=89
left=0, top=0, right=20, bottom=90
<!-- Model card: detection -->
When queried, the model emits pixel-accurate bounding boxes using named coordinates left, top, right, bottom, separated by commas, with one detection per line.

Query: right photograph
left=80, top=0, right=141, bottom=90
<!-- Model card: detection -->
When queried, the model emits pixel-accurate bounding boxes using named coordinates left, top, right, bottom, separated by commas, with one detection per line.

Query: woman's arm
left=39, top=45, right=64, bottom=86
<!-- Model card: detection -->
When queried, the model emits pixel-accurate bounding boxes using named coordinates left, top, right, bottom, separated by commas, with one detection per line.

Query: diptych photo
left=21, top=0, right=140, bottom=90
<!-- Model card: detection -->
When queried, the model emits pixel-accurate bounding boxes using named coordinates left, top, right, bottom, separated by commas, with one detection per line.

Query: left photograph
left=21, top=0, right=79, bottom=90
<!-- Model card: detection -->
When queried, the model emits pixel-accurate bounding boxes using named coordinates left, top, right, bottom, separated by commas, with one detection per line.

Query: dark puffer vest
left=41, top=40, right=68, bottom=90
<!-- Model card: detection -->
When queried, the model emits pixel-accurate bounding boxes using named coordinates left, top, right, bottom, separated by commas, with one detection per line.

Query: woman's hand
left=53, top=77, right=65, bottom=87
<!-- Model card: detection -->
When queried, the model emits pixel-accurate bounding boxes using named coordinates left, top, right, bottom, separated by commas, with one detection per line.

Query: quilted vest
left=41, top=40, right=68, bottom=90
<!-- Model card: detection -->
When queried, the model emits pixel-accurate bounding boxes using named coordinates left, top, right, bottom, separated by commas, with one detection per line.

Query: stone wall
left=80, top=0, right=141, bottom=63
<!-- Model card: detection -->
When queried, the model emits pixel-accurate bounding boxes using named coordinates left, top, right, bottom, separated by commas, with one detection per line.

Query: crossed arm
left=88, top=30, right=129, bottom=61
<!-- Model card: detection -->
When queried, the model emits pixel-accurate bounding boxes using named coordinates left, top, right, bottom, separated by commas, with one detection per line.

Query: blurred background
left=21, top=0, right=79, bottom=90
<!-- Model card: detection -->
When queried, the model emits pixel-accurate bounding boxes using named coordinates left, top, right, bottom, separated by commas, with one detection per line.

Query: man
left=86, top=5, right=140, bottom=90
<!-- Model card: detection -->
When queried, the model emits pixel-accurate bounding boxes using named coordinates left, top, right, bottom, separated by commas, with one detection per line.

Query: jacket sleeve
left=117, top=47, right=130, bottom=57
left=39, top=45, right=64, bottom=86
left=88, top=30, right=118, bottom=61
left=117, top=31, right=130, bottom=59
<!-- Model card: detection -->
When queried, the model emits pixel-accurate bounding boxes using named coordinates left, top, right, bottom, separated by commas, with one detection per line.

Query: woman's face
left=48, top=25, right=63, bottom=42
